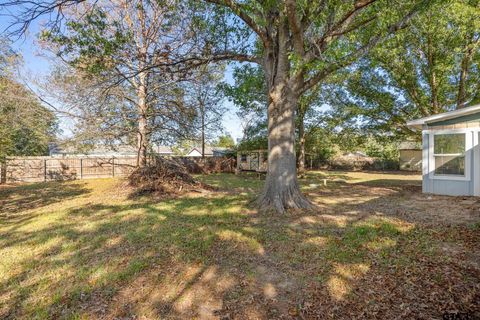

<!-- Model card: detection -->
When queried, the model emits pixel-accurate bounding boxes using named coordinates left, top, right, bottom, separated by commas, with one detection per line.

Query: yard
left=0, top=171, right=479, bottom=319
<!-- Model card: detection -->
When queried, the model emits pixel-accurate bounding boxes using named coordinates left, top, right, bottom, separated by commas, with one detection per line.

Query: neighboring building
left=407, top=104, right=480, bottom=197
left=237, top=150, right=268, bottom=172
left=154, top=145, right=174, bottom=156
left=185, top=146, right=230, bottom=157
left=399, top=141, right=422, bottom=171
left=185, top=147, right=204, bottom=157
left=49, top=144, right=174, bottom=157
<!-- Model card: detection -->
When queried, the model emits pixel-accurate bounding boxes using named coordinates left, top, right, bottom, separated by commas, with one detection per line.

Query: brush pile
left=128, top=157, right=214, bottom=195
left=177, top=157, right=236, bottom=174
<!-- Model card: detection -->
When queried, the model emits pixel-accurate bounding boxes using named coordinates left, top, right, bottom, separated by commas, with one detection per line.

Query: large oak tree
left=198, top=0, right=432, bottom=212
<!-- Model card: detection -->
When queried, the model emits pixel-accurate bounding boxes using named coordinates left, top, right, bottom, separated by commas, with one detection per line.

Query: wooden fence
left=0, top=156, right=138, bottom=183
left=0, top=156, right=236, bottom=183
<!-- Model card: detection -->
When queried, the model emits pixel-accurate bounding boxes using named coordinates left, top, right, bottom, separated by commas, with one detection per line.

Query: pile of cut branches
left=128, top=157, right=214, bottom=196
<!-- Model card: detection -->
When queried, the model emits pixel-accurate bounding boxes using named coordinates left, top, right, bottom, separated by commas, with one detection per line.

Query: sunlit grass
left=0, top=171, right=476, bottom=319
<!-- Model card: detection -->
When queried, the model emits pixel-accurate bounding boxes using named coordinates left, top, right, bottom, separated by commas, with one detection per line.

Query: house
left=49, top=144, right=138, bottom=157
left=49, top=144, right=174, bottom=157
left=185, top=146, right=230, bottom=157
left=237, top=150, right=268, bottom=172
left=398, top=141, right=422, bottom=171
left=407, top=104, right=480, bottom=196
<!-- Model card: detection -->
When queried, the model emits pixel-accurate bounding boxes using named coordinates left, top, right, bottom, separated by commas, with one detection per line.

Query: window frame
left=428, top=129, right=472, bottom=181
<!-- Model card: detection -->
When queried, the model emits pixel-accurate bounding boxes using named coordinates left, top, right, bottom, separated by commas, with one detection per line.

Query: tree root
left=256, top=182, right=316, bottom=214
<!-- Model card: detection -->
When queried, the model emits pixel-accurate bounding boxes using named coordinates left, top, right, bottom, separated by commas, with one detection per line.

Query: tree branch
left=301, top=1, right=426, bottom=94
left=285, top=0, right=305, bottom=57
left=308, top=0, right=378, bottom=60
left=203, top=0, right=269, bottom=45
left=0, top=0, right=88, bottom=36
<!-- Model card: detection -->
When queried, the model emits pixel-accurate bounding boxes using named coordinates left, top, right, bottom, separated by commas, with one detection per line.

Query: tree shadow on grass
left=0, top=181, right=90, bottom=216
left=0, top=176, right=478, bottom=319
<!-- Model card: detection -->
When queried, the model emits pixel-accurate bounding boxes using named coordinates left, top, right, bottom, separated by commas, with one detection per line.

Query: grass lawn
left=0, top=171, right=479, bottom=319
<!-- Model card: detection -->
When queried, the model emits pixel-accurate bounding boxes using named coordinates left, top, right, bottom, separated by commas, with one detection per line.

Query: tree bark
left=256, top=82, right=314, bottom=213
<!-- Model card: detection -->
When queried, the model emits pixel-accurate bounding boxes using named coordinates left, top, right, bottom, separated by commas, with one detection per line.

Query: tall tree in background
left=0, top=39, right=57, bottom=162
left=40, top=0, right=196, bottom=167
left=328, top=0, right=480, bottom=138
left=187, top=66, right=226, bottom=159
left=215, top=134, right=235, bottom=148
left=43, top=63, right=195, bottom=155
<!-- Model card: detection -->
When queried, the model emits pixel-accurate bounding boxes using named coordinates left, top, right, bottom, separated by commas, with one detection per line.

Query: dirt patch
left=310, top=182, right=480, bottom=226
left=384, top=191, right=480, bottom=226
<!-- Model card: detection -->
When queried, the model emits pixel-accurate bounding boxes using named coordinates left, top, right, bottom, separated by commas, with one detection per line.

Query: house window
left=240, top=154, right=247, bottom=162
left=433, top=133, right=465, bottom=176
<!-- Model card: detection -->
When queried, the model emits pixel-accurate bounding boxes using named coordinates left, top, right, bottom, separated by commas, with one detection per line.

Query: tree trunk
left=298, top=111, right=306, bottom=175
left=457, top=42, right=474, bottom=109
left=137, top=73, right=148, bottom=168
left=201, top=102, right=205, bottom=160
left=427, top=36, right=439, bottom=113
left=256, top=73, right=314, bottom=213
left=0, top=159, right=6, bottom=184
left=137, top=113, right=148, bottom=167
left=255, top=21, right=314, bottom=214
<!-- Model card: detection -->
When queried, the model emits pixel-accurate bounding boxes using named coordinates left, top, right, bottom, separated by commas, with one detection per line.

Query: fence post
left=44, top=159, right=47, bottom=182
left=80, top=158, right=83, bottom=180
left=112, top=157, right=115, bottom=177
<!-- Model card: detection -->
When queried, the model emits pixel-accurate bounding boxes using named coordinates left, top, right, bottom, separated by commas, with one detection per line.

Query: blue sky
left=0, top=15, right=245, bottom=142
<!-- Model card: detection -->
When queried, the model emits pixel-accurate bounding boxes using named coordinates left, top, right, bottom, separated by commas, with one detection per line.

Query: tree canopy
left=327, top=0, right=480, bottom=139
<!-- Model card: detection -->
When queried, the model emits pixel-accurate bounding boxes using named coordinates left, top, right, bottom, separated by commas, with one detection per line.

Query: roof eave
left=406, top=103, right=480, bottom=130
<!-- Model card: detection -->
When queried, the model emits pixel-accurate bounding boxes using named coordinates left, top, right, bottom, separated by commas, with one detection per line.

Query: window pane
left=434, top=155, right=465, bottom=175
left=434, top=134, right=465, bottom=154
